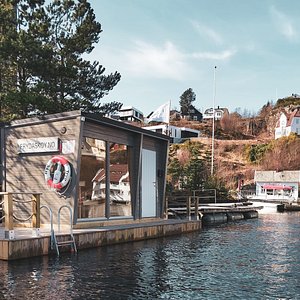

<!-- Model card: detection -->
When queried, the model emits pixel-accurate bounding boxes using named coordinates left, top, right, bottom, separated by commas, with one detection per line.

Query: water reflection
left=1, top=213, right=300, bottom=299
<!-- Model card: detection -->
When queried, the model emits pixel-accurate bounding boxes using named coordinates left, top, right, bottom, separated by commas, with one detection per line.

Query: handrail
left=40, top=205, right=55, bottom=250
left=166, top=195, right=200, bottom=220
left=58, top=205, right=73, bottom=234
left=0, top=192, right=41, bottom=239
left=193, top=189, right=217, bottom=204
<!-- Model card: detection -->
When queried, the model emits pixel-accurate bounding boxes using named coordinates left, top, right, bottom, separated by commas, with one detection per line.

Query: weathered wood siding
left=4, top=116, right=82, bottom=225
left=2, top=111, right=169, bottom=227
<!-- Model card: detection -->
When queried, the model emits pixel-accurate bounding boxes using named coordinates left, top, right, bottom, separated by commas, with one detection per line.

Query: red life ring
left=44, top=156, right=71, bottom=190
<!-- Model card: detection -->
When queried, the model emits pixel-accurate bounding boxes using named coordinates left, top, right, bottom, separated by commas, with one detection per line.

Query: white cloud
left=270, top=6, right=298, bottom=41
left=101, top=40, right=236, bottom=81
left=124, top=40, right=189, bottom=80
left=191, top=21, right=223, bottom=45
left=192, top=49, right=237, bottom=60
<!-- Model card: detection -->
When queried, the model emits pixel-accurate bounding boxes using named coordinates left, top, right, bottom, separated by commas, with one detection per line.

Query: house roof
left=7, top=110, right=170, bottom=141
left=118, top=106, right=144, bottom=115
left=287, top=108, right=300, bottom=126
left=276, top=108, right=300, bottom=127
left=203, top=107, right=229, bottom=114
left=92, top=164, right=129, bottom=183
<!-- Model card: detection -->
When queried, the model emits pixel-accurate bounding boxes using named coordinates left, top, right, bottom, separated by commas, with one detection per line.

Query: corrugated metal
left=141, top=149, right=156, bottom=217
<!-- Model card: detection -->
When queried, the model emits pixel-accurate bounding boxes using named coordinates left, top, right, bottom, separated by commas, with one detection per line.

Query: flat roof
left=5, top=110, right=170, bottom=141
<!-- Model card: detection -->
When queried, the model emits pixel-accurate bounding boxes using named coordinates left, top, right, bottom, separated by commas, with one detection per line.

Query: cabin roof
left=6, top=110, right=170, bottom=142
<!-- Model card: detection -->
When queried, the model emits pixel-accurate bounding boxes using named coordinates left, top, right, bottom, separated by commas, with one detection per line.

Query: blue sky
left=87, top=0, right=300, bottom=116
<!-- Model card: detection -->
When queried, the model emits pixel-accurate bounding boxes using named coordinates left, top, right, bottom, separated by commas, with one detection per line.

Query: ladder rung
left=56, top=240, right=75, bottom=246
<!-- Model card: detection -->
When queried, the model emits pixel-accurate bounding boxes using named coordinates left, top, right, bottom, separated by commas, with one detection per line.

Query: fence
left=192, top=189, right=217, bottom=204
left=0, top=192, right=41, bottom=239
left=166, top=194, right=200, bottom=220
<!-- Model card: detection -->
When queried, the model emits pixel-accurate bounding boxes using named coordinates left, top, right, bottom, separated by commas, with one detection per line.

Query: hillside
left=167, top=100, right=300, bottom=195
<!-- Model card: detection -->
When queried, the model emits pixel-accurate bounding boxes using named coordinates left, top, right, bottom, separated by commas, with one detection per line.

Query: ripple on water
left=1, top=213, right=300, bottom=299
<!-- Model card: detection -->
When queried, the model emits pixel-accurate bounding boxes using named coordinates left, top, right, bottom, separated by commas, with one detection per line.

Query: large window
left=109, top=143, right=131, bottom=217
left=78, top=137, right=132, bottom=220
left=78, top=137, right=106, bottom=219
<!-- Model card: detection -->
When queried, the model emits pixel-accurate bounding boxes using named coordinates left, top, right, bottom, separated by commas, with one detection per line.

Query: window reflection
left=78, top=137, right=106, bottom=219
left=109, top=143, right=131, bottom=217
left=78, top=138, right=132, bottom=220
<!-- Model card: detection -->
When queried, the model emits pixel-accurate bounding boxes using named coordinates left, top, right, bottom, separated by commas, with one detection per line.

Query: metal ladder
left=40, top=205, right=56, bottom=251
left=41, top=204, right=77, bottom=256
left=55, top=205, right=77, bottom=256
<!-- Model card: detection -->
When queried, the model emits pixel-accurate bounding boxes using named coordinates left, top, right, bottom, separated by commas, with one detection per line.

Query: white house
left=253, top=170, right=299, bottom=202
left=92, top=164, right=131, bottom=203
left=275, top=109, right=300, bottom=139
left=142, top=124, right=200, bottom=143
left=203, top=106, right=229, bottom=120
left=114, top=106, right=144, bottom=123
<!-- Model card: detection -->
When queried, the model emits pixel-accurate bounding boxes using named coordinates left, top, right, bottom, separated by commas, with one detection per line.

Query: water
left=1, top=212, right=300, bottom=299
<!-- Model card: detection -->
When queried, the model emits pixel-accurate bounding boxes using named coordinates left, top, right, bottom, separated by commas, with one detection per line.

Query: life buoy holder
left=44, top=156, right=71, bottom=190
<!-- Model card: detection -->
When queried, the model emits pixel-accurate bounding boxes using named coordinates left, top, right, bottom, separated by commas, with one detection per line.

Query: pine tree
left=0, top=0, right=121, bottom=120
left=179, top=88, right=196, bottom=115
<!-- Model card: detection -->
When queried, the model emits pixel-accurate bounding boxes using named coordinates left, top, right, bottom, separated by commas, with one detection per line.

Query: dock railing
left=0, top=192, right=41, bottom=239
left=166, top=193, right=200, bottom=220
left=192, top=189, right=217, bottom=204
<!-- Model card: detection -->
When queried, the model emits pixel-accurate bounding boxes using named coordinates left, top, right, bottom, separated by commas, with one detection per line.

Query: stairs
left=41, top=204, right=77, bottom=256
left=53, top=231, right=77, bottom=256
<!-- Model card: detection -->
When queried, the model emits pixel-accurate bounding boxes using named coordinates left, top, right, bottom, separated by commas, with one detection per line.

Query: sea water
left=1, top=212, right=300, bottom=299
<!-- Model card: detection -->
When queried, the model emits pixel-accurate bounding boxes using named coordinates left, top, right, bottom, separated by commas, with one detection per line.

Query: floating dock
left=0, top=219, right=201, bottom=261
left=168, top=202, right=262, bottom=225
left=0, top=200, right=263, bottom=261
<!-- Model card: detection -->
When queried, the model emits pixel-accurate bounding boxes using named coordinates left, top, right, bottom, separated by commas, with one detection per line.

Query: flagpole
left=211, top=66, right=217, bottom=176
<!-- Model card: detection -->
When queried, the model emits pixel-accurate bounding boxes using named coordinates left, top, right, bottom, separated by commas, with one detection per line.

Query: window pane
left=78, top=137, right=106, bottom=219
left=109, top=143, right=132, bottom=217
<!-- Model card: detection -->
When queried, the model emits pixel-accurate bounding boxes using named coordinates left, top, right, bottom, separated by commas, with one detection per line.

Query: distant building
left=170, top=109, right=181, bottom=121
left=181, top=105, right=203, bottom=121
left=254, top=170, right=300, bottom=201
left=275, top=109, right=300, bottom=139
left=203, top=106, right=229, bottom=120
left=143, top=124, right=200, bottom=143
left=115, top=106, right=144, bottom=123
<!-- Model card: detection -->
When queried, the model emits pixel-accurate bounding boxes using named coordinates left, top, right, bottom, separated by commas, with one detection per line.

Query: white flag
left=147, top=101, right=170, bottom=123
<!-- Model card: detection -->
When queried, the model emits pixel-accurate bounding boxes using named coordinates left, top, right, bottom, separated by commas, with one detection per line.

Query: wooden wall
left=2, top=112, right=169, bottom=227
left=4, top=115, right=82, bottom=225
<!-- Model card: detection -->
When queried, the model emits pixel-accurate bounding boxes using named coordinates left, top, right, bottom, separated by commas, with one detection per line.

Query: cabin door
left=141, top=149, right=157, bottom=217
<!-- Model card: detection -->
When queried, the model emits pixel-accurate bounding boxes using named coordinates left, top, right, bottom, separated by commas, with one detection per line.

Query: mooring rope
left=12, top=199, right=34, bottom=204
left=13, top=213, right=34, bottom=222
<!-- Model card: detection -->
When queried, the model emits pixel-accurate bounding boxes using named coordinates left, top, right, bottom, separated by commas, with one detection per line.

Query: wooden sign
left=17, top=137, right=60, bottom=154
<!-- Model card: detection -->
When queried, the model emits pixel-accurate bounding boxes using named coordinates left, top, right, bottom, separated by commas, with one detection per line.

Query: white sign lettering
left=17, top=137, right=60, bottom=153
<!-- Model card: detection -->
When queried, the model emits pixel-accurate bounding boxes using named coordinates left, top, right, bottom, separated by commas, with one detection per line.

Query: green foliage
left=184, top=157, right=205, bottom=191
left=0, top=0, right=121, bottom=121
left=245, top=134, right=300, bottom=166
left=167, top=141, right=209, bottom=192
left=179, top=88, right=196, bottom=115
left=203, top=176, right=229, bottom=200
left=275, top=97, right=300, bottom=108
left=244, top=143, right=270, bottom=164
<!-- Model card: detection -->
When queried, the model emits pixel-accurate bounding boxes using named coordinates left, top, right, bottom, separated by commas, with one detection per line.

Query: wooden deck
left=0, top=219, right=201, bottom=261
left=168, top=203, right=263, bottom=216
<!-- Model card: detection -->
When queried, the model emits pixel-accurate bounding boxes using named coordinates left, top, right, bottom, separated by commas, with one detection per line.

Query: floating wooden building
left=0, top=111, right=202, bottom=260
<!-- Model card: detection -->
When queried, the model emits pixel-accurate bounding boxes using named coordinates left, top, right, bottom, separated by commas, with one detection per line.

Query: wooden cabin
left=0, top=111, right=169, bottom=226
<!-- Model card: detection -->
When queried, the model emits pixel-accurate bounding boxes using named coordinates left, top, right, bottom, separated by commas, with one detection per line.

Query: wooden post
left=3, top=193, right=14, bottom=239
left=187, top=196, right=191, bottom=220
left=195, top=196, right=199, bottom=220
left=32, top=193, right=41, bottom=236
left=164, top=196, right=168, bottom=219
